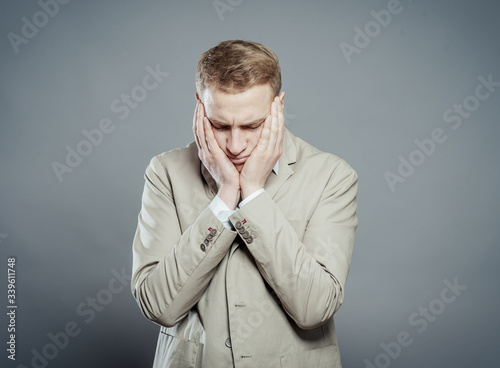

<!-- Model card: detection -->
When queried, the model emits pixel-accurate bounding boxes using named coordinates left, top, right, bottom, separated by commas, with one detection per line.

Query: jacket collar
left=200, top=127, right=296, bottom=200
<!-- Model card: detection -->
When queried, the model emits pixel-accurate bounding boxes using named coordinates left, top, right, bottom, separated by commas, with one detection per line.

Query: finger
left=267, top=97, right=280, bottom=150
left=203, top=116, right=216, bottom=153
left=197, top=101, right=209, bottom=156
left=258, top=111, right=273, bottom=151
left=193, top=101, right=202, bottom=149
left=192, top=100, right=198, bottom=133
left=258, top=97, right=279, bottom=151
left=275, top=96, right=285, bottom=151
left=268, top=96, right=284, bottom=154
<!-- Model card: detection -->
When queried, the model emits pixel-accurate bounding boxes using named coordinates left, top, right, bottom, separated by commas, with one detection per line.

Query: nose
left=226, top=129, right=246, bottom=157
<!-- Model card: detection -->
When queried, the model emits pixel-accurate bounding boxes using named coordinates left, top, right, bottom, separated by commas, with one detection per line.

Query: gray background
left=1, top=0, right=499, bottom=367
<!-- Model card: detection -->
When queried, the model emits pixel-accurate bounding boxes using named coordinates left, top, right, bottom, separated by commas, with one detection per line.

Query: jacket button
left=203, top=239, right=210, bottom=245
left=238, top=226, right=246, bottom=234
left=246, top=236, right=253, bottom=244
left=207, top=234, right=213, bottom=240
left=225, top=337, right=232, bottom=348
left=242, top=231, right=249, bottom=239
left=210, top=228, right=217, bottom=236
left=235, top=221, right=242, bottom=229
left=200, top=243, right=206, bottom=252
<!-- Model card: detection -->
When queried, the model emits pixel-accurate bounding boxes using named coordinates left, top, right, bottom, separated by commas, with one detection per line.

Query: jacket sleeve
left=131, top=156, right=237, bottom=327
left=228, top=159, right=358, bottom=330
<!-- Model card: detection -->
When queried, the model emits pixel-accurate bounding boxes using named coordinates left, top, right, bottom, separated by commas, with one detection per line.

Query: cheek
left=246, top=129, right=260, bottom=151
left=212, top=131, right=225, bottom=147
left=249, top=127, right=262, bottom=147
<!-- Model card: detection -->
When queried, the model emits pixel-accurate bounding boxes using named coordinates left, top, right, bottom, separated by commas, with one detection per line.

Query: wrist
left=218, top=185, right=240, bottom=210
left=241, top=184, right=263, bottom=200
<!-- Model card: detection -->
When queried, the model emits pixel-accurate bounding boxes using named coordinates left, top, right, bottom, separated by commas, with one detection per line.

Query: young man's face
left=199, top=84, right=279, bottom=172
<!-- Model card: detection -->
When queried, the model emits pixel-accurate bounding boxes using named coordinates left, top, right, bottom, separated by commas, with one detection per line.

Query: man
left=131, top=40, right=358, bottom=368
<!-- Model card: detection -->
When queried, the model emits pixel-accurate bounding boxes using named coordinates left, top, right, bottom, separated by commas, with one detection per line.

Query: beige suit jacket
left=131, top=127, right=358, bottom=368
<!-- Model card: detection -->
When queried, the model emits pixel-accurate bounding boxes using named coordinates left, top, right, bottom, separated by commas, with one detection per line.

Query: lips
left=228, top=155, right=248, bottom=164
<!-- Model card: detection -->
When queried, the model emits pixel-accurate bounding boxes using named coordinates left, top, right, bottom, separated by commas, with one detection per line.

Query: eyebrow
left=208, top=115, right=268, bottom=128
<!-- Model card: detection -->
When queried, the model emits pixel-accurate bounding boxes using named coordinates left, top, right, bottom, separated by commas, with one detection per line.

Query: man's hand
left=193, top=98, right=240, bottom=209
left=240, top=95, right=285, bottom=200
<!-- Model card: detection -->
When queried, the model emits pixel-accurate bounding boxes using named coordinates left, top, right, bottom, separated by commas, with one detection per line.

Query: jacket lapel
left=262, top=127, right=296, bottom=199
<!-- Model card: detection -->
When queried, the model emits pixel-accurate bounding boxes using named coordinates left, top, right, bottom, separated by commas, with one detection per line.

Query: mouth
left=228, top=155, right=248, bottom=164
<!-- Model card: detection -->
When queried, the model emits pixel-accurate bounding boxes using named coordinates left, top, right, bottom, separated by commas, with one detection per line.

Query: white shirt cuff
left=238, top=188, right=264, bottom=208
left=209, top=195, right=237, bottom=230
left=209, top=189, right=265, bottom=229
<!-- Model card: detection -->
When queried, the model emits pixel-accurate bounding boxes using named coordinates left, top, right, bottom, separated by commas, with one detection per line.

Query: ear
left=195, top=92, right=200, bottom=101
left=279, top=91, right=285, bottom=107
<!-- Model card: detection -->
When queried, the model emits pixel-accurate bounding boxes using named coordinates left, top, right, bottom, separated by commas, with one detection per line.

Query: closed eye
left=209, top=120, right=228, bottom=130
left=210, top=120, right=264, bottom=130
left=246, top=120, right=265, bottom=130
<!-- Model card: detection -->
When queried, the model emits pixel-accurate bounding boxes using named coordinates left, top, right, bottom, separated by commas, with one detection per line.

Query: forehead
left=202, top=84, right=273, bottom=125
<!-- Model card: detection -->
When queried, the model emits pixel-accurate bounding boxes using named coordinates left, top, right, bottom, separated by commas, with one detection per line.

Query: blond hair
left=196, top=40, right=281, bottom=97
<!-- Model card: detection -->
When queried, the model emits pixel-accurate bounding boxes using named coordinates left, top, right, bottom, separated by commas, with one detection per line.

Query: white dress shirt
left=209, top=160, right=280, bottom=230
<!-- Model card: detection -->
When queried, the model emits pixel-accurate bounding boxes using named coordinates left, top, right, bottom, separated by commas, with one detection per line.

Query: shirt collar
left=273, top=156, right=280, bottom=175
